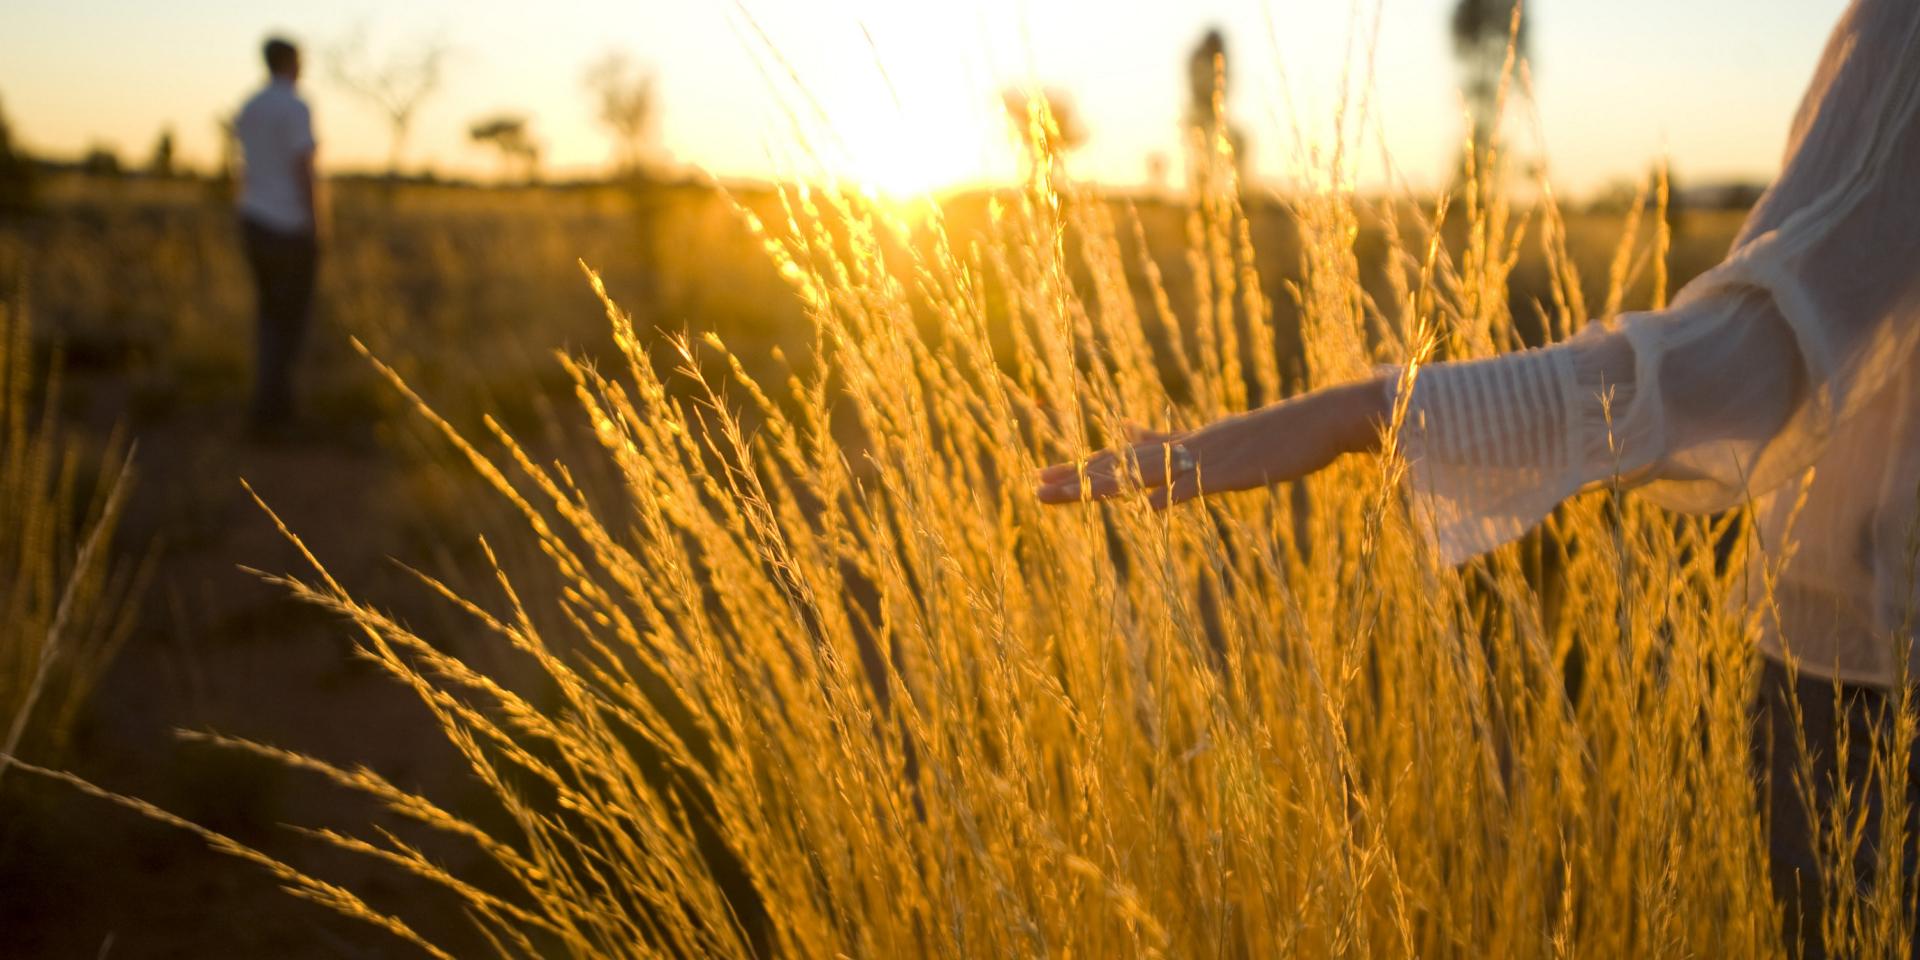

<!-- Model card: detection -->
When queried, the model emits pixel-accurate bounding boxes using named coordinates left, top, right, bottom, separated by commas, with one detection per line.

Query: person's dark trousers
left=239, top=216, right=317, bottom=433
left=1755, top=657, right=1920, bottom=959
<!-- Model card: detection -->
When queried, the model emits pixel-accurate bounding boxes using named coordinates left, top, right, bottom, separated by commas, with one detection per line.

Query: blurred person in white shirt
left=234, top=36, right=318, bottom=438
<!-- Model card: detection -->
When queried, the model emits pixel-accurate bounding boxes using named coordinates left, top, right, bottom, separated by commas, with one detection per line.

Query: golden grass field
left=2, top=130, right=1909, bottom=958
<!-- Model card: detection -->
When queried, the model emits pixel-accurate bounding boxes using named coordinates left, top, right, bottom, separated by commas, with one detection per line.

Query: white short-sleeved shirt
left=234, top=78, right=316, bottom=233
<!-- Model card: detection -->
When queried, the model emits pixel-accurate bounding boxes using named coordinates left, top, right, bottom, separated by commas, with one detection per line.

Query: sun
left=804, top=44, right=1010, bottom=201
left=828, top=103, right=988, bottom=201
left=847, top=139, right=953, bottom=199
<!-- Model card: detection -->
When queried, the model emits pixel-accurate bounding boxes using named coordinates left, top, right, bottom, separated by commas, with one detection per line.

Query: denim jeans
left=239, top=216, right=317, bottom=430
left=1756, top=656, right=1920, bottom=958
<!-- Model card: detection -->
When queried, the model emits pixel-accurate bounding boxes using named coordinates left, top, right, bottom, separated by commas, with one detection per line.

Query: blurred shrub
left=0, top=97, right=35, bottom=217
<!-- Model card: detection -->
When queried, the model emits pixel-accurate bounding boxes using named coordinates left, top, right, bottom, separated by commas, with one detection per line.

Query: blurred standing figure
left=234, top=37, right=318, bottom=437
left=1183, top=28, right=1248, bottom=194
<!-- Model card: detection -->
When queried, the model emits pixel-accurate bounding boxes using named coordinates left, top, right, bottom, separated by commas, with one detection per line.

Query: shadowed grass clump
left=0, top=300, right=140, bottom=783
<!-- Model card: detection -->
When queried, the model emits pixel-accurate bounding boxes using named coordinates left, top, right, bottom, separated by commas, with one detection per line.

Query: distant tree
left=206, top=112, right=239, bottom=204
left=1719, top=183, right=1766, bottom=210
left=148, top=127, right=175, bottom=178
left=81, top=144, right=123, bottom=178
left=214, top=113, right=237, bottom=181
left=1001, top=87, right=1087, bottom=183
left=1586, top=177, right=1641, bottom=216
left=1587, top=163, right=1688, bottom=235
left=1450, top=0, right=1528, bottom=174
left=0, top=95, right=34, bottom=215
left=328, top=26, right=450, bottom=178
left=468, top=113, right=540, bottom=184
left=582, top=51, right=658, bottom=179
left=1662, top=162, right=1685, bottom=233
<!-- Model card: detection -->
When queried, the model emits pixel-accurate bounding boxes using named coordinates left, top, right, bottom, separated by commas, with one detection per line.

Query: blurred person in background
left=1183, top=28, right=1248, bottom=192
left=234, top=36, right=319, bottom=439
left=1041, top=0, right=1920, bottom=954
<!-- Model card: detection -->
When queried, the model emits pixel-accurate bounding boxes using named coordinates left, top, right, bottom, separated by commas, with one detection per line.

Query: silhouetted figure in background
left=1185, top=30, right=1227, bottom=129
left=1184, top=29, right=1248, bottom=196
left=234, top=37, right=318, bottom=437
left=147, top=127, right=175, bottom=178
left=1450, top=0, right=1528, bottom=182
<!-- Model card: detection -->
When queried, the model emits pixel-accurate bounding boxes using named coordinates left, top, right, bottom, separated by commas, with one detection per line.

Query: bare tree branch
left=582, top=51, right=658, bottom=179
left=328, top=25, right=451, bottom=179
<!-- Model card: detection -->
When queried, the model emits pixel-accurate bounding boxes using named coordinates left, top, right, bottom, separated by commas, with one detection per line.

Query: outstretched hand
left=1034, top=422, right=1210, bottom=510
left=1033, top=377, right=1392, bottom=510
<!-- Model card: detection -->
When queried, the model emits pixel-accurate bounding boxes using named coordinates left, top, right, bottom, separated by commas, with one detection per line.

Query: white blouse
left=1396, top=0, right=1920, bottom=685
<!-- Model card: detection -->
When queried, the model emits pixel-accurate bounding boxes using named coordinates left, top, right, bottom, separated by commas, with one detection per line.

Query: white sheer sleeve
left=1396, top=0, right=1920, bottom=564
left=1398, top=294, right=1802, bottom=562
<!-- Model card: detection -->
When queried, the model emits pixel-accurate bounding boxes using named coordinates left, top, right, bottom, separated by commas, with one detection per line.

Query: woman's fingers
left=1037, top=425, right=1181, bottom=485
left=1032, top=379, right=1380, bottom=511
left=1053, top=451, right=1133, bottom=500
left=1147, top=471, right=1205, bottom=511
left=1035, top=451, right=1105, bottom=502
left=1035, top=440, right=1191, bottom=503
left=1036, top=460, right=1082, bottom=485
left=1034, top=467, right=1087, bottom=503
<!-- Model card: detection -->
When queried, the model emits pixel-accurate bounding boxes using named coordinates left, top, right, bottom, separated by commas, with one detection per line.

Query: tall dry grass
left=20, top=46, right=1920, bottom=960
left=0, top=300, right=140, bottom=783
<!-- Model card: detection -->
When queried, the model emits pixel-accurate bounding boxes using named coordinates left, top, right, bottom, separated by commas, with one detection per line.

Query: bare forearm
left=1035, top=375, right=1394, bottom=507
left=1188, top=375, right=1392, bottom=477
left=1292, top=374, right=1393, bottom=457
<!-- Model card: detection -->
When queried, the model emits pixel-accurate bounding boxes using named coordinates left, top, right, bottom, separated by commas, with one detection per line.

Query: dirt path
left=0, top=380, right=490, bottom=959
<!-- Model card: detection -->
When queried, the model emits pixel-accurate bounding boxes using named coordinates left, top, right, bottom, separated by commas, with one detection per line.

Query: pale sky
left=0, top=0, right=1848, bottom=196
